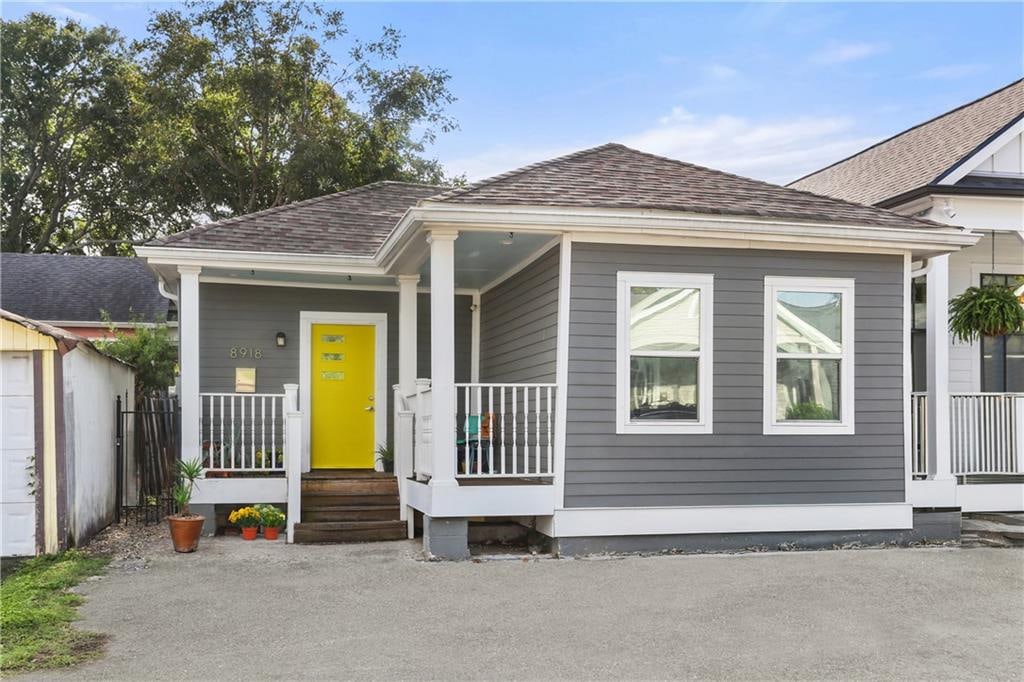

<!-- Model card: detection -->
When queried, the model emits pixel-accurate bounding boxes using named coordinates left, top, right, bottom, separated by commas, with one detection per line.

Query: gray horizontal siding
left=565, top=243, right=905, bottom=508
left=198, top=284, right=472, bottom=445
left=480, top=245, right=560, bottom=384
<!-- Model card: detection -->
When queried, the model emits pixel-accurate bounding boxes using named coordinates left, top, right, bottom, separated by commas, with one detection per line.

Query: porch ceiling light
left=276, top=332, right=287, bottom=347
left=501, top=231, right=514, bottom=246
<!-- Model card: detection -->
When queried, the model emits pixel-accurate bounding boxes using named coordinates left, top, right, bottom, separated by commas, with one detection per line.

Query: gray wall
left=565, top=243, right=905, bottom=508
left=480, top=245, right=560, bottom=383
left=198, top=283, right=472, bottom=445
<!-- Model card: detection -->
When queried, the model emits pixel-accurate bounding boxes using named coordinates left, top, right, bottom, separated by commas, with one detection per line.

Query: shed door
left=2, top=352, right=37, bottom=556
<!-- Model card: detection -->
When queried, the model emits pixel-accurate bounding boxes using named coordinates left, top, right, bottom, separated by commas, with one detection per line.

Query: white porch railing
left=455, top=383, right=556, bottom=477
left=950, top=393, right=1024, bottom=476
left=911, top=392, right=928, bottom=477
left=200, top=392, right=286, bottom=472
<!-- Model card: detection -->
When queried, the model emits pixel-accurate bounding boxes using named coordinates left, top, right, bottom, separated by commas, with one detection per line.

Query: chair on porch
left=457, top=413, right=493, bottom=474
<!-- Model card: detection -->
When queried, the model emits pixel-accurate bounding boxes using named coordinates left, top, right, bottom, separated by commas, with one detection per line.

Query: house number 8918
left=230, top=347, right=263, bottom=359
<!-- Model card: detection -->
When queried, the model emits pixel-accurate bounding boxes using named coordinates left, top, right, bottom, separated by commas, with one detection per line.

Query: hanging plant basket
left=948, top=284, right=1024, bottom=343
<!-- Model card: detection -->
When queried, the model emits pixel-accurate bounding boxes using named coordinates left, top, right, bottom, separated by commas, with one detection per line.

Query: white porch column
left=397, top=275, right=420, bottom=395
left=926, top=254, right=957, bottom=499
left=428, top=230, right=459, bottom=487
left=178, top=265, right=202, bottom=463
left=471, top=292, right=481, bottom=383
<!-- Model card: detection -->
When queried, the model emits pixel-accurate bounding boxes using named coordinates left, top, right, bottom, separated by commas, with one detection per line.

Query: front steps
left=294, top=470, right=406, bottom=544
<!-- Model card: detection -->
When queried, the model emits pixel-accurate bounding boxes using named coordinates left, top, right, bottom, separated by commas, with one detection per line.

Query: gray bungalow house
left=137, top=144, right=978, bottom=558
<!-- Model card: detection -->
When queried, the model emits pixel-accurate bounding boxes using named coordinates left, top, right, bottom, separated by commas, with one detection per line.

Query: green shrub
left=785, top=402, right=836, bottom=421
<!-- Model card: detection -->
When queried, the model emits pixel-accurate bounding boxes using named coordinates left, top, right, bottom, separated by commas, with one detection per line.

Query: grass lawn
left=1, top=550, right=110, bottom=673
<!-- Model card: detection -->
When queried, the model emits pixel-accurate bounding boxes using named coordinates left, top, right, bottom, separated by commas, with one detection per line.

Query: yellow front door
left=310, top=323, right=376, bottom=468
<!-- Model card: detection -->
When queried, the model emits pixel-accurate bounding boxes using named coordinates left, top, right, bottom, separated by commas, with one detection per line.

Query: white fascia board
left=403, top=203, right=980, bottom=254
left=135, top=246, right=384, bottom=277
left=938, top=117, right=1024, bottom=186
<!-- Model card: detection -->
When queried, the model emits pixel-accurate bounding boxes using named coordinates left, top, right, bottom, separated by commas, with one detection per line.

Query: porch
left=911, top=391, right=1024, bottom=512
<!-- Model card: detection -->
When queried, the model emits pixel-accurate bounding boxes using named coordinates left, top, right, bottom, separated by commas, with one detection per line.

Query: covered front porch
left=149, top=224, right=566, bottom=546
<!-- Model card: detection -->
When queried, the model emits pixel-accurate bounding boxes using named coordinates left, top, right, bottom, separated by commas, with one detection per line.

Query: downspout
left=157, top=275, right=179, bottom=303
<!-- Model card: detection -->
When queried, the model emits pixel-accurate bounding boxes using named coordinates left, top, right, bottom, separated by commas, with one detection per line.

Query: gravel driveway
left=28, top=538, right=1024, bottom=680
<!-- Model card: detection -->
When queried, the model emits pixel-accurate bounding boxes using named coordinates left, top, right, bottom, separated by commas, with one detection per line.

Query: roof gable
left=789, top=80, right=1024, bottom=206
left=0, top=254, right=169, bottom=323
left=155, top=181, right=444, bottom=256
left=430, top=143, right=937, bottom=230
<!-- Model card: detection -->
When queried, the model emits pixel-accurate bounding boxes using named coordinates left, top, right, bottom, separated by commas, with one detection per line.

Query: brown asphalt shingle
left=430, top=143, right=938, bottom=230
left=155, top=181, right=445, bottom=256
left=789, top=80, right=1024, bottom=206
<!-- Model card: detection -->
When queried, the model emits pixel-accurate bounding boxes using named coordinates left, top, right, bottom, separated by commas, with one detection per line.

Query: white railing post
left=394, top=384, right=415, bottom=526
left=414, top=378, right=432, bottom=479
left=428, top=230, right=459, bottom=488
left=1016, top=396, right=1024, bottom=474
left=283, top=383, right=301, bottom=543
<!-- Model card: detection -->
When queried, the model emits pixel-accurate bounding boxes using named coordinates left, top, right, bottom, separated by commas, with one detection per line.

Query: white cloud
left=29, top=3, right=100, bottom=26
left=916, top=63, right=988, bottom=80
left=444, top=108, right=879, bottom=186
left=706, top=64, right=739, bottom=80
left=619, top=109, right=878, bottom=184
left=810, top=42, right=887, bottom=65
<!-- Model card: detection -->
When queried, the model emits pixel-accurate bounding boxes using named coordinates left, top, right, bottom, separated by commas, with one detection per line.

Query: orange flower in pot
left=229, top=507, right=262, bottom=540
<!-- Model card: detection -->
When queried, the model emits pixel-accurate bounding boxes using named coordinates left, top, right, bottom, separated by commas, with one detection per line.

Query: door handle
left=365, top=405, right=375, bottom=412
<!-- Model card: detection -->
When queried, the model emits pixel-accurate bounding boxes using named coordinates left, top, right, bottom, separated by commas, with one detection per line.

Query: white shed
left=1, top=310, right=135, bottom=556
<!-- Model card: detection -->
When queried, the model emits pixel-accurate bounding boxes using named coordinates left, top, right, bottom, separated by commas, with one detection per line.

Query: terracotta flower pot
left=263, top=526, right=280, bottom=541
left=167, top=515, right=205, bottom=553
left=241, top=526, right=258, bottom=540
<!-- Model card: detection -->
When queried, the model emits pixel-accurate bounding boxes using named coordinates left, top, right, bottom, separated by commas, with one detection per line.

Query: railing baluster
left=500, top=388, right=506, bottom=475
left=547, top=386, right=553, bottom=475
left=511, top=386, right=518, bottom=475
left=522, top=387, right=529, bottom=475
left=476, top=384, right=483, bottom=475
left=488, top=386, right=494, bottom=475
left=534, top=386, right=541, bottom=475
left=272, top=396, right=278, bottom=469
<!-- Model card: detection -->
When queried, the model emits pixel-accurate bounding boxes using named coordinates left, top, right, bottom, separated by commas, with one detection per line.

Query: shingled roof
left=429, top=143, right=937, bottom=230
left=155, top=181, right=444, bottom=256
left=789, top=80, right=1024, bottom=206
left=0, top=253, right=169, bottom=323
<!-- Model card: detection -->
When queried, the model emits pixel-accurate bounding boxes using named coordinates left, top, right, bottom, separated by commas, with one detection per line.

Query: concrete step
left=301, top=505, right=401, bottom=522
left=293, top=520, right=407, bottom=544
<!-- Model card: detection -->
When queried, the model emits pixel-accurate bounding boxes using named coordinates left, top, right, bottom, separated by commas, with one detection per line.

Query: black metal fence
left=116, top=393, right=180, bottom=524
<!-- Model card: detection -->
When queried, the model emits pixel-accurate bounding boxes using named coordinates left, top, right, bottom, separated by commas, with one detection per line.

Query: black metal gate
left=115, top=393, right=180, bottom=524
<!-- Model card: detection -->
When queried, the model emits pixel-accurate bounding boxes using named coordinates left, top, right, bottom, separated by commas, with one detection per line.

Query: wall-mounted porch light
left=275, top=332, right=287, bottom=348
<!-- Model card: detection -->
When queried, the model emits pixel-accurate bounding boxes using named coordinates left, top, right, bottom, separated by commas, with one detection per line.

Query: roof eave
left=135, top=245, right=385, bottom=277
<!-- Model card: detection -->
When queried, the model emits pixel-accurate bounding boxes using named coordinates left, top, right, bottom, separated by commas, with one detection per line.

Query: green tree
left=98, top=315, right=178, bottom=395
left=136, top=0, right=457, bottom=222
left=0, top=14, right=151, bottom=254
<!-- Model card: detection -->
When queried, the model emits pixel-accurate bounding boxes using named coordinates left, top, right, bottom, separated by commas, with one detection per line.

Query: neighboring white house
left=138, top=142, right=979, bottom=558
left=1, top=310, right=135, bottom=556
left=792, top=78, right=1024, bottom=514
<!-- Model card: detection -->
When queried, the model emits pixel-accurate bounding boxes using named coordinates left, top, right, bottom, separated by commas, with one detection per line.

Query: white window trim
left=616, top=271, right=714, bottom=435
left=763, top=276, right=855, bottom=435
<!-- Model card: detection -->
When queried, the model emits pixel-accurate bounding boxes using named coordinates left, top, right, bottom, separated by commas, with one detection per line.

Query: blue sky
left=7, top=2, right=1023, bottom=184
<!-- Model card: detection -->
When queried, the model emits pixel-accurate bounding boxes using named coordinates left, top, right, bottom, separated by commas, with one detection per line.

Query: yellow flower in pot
left=228, top=506, right=262, bottom=540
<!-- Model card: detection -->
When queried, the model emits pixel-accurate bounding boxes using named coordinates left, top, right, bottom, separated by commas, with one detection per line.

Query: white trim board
left=938, top=117, right=1024, bottom=186
left=298, top=311, right=388, bottom=472
left=199, top=275, right=476, bottom=296
left=553, top=234, right=572, bottom=510
left=545, top=503, right=913, bottom=537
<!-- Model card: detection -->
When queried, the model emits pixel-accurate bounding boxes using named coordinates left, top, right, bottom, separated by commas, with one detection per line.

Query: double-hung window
left=616, top=272, right=713, bottom=434
left=764, top=276, right=854, bottom=435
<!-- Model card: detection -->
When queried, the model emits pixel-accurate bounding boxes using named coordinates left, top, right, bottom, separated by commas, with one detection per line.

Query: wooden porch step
left=302, top=469, right=393, bottom=480
left=301, top=477, right=398, bottom=495
left=301, top=490, right=398, bottom=508
left=293, top=520, right=407, bottom=544
left=301, top=505, right=401, bottom=523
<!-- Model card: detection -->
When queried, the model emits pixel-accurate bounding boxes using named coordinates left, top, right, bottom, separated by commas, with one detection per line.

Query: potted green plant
left=167, top=458, right=204, bottom=553
left=375, top=443, right=394, bottom=473
left=259, top=506, right=286, bottom=540
left=949, top=284, right=1024, bottom=343
left=229, top=506, right=261, bottom=540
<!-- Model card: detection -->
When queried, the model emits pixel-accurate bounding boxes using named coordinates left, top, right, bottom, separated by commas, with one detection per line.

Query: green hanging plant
left=948, top=284, right=1024, bottom=343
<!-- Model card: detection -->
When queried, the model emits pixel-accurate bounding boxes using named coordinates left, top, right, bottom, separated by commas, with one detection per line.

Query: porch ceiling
left=418, top=230, right=557, bottom=290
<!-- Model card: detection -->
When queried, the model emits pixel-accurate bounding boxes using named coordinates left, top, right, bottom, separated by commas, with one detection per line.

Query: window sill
left=616, top=422, right=713, bottom=435
left=762, top=422, right=855, bottom=436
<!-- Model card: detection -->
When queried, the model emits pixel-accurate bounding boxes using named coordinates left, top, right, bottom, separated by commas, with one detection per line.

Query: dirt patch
left=82, top=522, right=168, bottom=563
